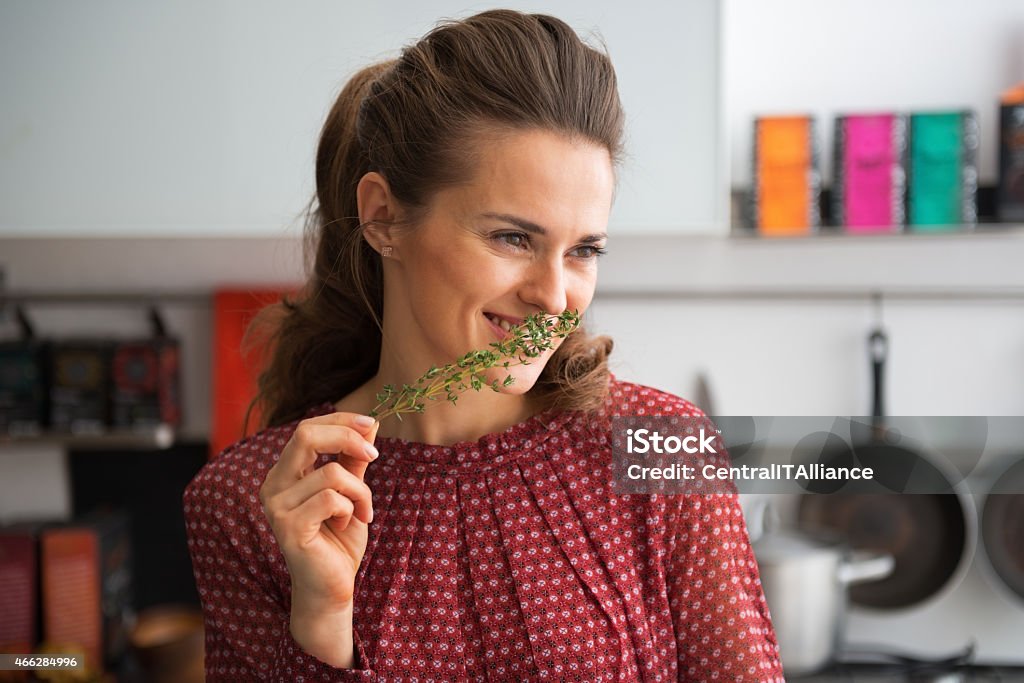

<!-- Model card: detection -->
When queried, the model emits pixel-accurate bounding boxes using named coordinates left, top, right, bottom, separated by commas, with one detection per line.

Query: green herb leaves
left=369, top=309, right=580, bottom=422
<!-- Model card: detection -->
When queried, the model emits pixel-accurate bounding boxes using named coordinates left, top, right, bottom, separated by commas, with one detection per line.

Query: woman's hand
left=259, top=412, right=379, bottom=666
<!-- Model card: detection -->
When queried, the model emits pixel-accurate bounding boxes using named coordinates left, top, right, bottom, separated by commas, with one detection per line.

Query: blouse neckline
left=312, top=400, right=581, bottom=469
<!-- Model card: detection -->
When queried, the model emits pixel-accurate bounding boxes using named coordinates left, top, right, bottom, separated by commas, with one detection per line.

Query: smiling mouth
left=483, top=312, right=521, bottom=339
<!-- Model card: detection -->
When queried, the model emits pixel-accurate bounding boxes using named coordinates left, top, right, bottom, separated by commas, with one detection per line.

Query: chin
left=484, top=363, right=545, bottom=396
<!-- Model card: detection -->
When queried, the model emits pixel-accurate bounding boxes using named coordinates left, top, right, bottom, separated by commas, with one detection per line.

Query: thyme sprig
left=369, top=309, right=581, bottom=422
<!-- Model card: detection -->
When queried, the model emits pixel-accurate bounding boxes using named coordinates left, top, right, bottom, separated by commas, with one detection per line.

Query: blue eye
left=572, top=245, right=608, bottom=260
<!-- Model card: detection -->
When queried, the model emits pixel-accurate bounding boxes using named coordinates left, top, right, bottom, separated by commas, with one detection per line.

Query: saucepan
left=750, top=503, right=894, bottom=675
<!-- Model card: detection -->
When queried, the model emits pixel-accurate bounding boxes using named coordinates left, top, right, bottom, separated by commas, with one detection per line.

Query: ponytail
left=243, top=62, right=394, bottom=431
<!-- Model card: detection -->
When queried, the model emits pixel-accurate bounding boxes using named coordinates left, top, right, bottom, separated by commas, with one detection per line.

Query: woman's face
left=371, top=128, right=614, bottom=394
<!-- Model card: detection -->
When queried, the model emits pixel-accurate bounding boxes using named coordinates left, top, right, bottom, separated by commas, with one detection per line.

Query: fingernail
left=363, top=443, right=379, bottom=460
left=354, top=415, right=375, bottom=427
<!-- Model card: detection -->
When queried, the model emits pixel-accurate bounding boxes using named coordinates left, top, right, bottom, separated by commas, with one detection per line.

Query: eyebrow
left=480, top=212, right=607, bottom=244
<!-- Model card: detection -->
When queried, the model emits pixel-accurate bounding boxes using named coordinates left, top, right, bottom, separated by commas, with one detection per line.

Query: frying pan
left=797, top=327, right=973, bottom=609
left=981, top=455, right=1024, bottom=601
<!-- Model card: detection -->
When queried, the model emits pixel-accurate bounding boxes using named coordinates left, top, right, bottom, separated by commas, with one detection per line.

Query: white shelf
left=0, top=424, right=176, bottom=451
left=2, top=232, right=1023, bottom=304
left=593, top=229, right=1024, bottom=299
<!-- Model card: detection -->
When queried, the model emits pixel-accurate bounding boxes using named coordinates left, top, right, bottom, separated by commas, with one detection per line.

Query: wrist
left=290, top=594, right=355, bottom=668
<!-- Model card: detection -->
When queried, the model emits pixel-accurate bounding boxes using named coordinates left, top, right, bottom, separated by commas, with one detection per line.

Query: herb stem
left=369, top=310, right=580, bottom=422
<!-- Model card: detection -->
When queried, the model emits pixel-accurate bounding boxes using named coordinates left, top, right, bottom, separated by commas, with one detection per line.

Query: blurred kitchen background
left=2, top=1, right=1024, bottom=681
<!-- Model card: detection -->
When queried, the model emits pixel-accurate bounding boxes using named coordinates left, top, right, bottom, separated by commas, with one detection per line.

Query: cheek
left=568, top=269, right=598, bottom=310
left=416, top=240, right=518, bottom=296
left=403, top=247, right=476, bottom=311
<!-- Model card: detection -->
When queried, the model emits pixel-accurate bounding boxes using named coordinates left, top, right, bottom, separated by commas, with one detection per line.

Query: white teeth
left=486, top=314, right=515, bottom=334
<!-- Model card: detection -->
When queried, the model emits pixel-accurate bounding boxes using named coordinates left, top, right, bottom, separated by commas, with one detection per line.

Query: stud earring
left=381, top=246, right=393, bottom=257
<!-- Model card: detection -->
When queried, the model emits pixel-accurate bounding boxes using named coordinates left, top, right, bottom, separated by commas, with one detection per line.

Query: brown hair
left=246, top=9, right=624, bottom=430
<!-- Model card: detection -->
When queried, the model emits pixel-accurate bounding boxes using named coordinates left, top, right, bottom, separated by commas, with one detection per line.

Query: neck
left=381, top=385, right=536, bottom=446
left=337, top=359, right=540, bottom=447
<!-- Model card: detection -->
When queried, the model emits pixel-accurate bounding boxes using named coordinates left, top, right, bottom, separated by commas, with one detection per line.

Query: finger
left=288, top=489, right=356, bottom=548
left=289, top=420, right=380, bottom=484
left=344, top=420, right=379, bottom=483
left=300, top=411, right=378, bottom=436
left=272, top=461, right=373, bottom=525
left=273, top=418, right=379, bottom=484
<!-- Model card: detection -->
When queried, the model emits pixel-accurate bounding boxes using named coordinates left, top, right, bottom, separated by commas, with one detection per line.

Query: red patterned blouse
left=184, top=377, right=784, bottom=681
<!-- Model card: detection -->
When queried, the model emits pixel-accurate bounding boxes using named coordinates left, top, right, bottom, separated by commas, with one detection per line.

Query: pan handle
left=869, top=329, right=888, bottom=432
left=838, top=550, right=895, bottom=585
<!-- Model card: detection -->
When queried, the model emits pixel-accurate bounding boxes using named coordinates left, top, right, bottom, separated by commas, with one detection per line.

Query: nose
left=519, top=255, right=569, bottom=315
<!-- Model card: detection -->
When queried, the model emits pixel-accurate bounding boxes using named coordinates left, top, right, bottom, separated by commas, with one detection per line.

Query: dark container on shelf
left=111, top=337, right=181, bottom=431
left=998, top=101, right=1024, bottom=222
left=48, top=340, right=113, bottom=434
left=0, top=339, right=49, bottom=436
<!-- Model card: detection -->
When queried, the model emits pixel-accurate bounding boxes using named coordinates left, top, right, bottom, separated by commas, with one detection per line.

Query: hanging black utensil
left=798, top=325, right=969, bottom=609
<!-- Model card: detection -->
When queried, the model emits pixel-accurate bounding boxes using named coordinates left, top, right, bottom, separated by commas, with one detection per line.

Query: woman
left=184, top=10, right=783, bottom=681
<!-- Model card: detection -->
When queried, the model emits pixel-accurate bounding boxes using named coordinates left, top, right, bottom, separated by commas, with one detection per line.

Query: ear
left=357, top=171, right=401, bottom=256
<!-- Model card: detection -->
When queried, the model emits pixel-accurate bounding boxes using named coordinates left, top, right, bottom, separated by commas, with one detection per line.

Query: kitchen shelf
left=3, top=234, right=1024, bottom=309
left=0, top=424, right=176, bottom=451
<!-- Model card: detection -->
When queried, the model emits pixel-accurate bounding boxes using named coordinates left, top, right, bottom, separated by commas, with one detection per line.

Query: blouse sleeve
left=183, top=452, right=376, bottom=682
left=663, top=489, right=785, bottom=682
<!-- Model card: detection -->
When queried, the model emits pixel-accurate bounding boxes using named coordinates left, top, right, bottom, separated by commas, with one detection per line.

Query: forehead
left=438, top=129, right=615, bottom=230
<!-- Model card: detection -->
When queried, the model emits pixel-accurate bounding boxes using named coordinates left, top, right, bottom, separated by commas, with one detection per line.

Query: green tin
left=908, top=112, right=978, bottom=230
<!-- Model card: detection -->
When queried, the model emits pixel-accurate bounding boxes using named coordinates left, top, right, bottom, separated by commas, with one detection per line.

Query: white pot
left=754, top=530, right=894, bottom=676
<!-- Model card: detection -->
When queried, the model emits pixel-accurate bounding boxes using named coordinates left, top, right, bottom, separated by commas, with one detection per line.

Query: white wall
left=594, top=298, right=1024, bottom=418
left=0, top=0, right=723, bottom=236
left=724, top=0, right=1024, bottom=189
